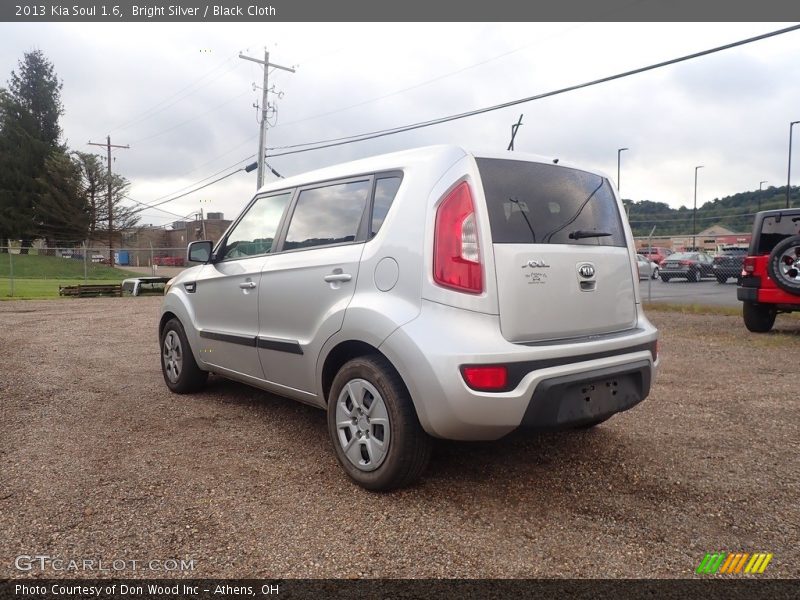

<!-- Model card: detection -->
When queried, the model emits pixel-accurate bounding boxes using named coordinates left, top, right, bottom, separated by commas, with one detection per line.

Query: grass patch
left=642, top=302, right=742, bottom=317
left=0, top=278, right=128, bottom=300
left=0, top=253, right=129, bottom=280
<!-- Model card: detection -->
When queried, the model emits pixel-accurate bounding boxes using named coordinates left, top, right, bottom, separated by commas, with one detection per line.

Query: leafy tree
left=0, top=50, right=65, bottom=252
left=8, top=49, right=63, bottom=147
left=35, top=151, right=90, bottom=245
left=73, top=151, right=139, bottom=241
left=0, top=90, right=47, bottom=251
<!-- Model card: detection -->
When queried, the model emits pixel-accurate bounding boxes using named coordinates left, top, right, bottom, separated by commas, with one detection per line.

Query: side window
left=371, top=177, right=402, bottom=237
left=221, top=192, right=292, bottom=260
left=283, top=180, right=371, bottom=251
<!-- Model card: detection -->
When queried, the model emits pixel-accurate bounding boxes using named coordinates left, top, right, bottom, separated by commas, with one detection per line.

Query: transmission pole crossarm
left=239, top=47, right=294, bottom=189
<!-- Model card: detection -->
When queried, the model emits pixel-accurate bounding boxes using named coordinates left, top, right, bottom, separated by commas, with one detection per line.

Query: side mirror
left=187, top=240, right=213, bottom=264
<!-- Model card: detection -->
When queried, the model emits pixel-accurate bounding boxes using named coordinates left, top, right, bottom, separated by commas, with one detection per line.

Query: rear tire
left=742, top=302, right=777, bottom=333
left=716, top=274, right=727, bottom=284
left=327, top=355, right=432, bottom=491
left=160, top=318, right=208, bottom=393
left=689, top=269, right=700, bottom=283
left=660, top=275, right=670, bottom=282
left=651, top=267, right=659, bottom=280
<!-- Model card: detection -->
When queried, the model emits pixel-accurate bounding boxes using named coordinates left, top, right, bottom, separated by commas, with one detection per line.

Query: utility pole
left=88, top=135, right=129, bottom=267
left=239, top=49, right=295, bottom=189
left=759, top=180, right=768, bottom=212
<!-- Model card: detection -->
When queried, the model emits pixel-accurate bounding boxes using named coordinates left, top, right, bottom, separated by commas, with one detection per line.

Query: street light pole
left=692, top=165, right=704, bottom=251
left=759, top=180, right=768, bottom=212
left=617, top=147, right=629, bottom=217
left=617, top=147, right=628, bottom=194
left=787, top=121, right=799, bottom=208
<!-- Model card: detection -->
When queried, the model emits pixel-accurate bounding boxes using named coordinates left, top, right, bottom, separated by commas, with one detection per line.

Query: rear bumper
left=379, top=300, right=658, bottom=441
left=519, top=361, right=650, bottom=430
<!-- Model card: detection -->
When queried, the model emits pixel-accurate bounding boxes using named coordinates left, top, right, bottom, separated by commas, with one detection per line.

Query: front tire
left=328, top=355, right=432, bottom=491
left=742, top=302, right=777, bottom=333
left=160, top=318, right=208, bottom=393
left=651, top=267, right=659, bottom=279
left=660, top=275, right=670, bottom=282
left=716, top=274, right=728, bottom=284
left=689, top=268, right=700, bottom=282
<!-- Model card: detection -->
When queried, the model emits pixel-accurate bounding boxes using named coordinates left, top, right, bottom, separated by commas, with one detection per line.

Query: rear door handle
left=239, top=281, right=257, bottom=289
left=323, top=273, right=352, bottom=283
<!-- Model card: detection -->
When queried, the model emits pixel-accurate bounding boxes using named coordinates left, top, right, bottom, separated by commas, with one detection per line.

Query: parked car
left=659, top=251, right=715, bottom=282
left=122, top=276, right=171, bottom=296
left=635, top=254, right=660, bottom=280
left=159, top=146, right=659, bottom=490
left=153, top=256, right=186, bottom=267
left=637, top=246, right=673, bottom=265
left=712, top=246, right=747, bottom=284
left=738, top=209, right=800, bottom=332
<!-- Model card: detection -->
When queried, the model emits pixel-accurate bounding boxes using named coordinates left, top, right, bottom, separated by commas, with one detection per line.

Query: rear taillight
left=680, top=260, right=693, bottom=266
left=743, top=257, right=756, bottom=274
left=433, top=181, right=483, bottom=294
left=461, top=365, right=508, bottom=391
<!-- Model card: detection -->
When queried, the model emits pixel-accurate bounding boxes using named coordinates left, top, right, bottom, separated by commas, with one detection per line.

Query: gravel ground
left=0, top=298, right=798, bottom=579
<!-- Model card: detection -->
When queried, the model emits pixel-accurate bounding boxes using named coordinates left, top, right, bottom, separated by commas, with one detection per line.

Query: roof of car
left=256, top=145, right=610, bottom=195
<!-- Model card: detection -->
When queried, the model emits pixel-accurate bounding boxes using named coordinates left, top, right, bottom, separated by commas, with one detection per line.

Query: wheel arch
left=320, top=340, right=406, bottom=406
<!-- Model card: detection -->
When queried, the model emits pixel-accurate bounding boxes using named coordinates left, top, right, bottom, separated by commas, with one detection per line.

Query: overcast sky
left=1, top=22, right=799, bottom=227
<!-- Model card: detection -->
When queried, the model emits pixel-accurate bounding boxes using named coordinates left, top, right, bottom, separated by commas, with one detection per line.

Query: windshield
left=476, top=158, right=625, bottom=246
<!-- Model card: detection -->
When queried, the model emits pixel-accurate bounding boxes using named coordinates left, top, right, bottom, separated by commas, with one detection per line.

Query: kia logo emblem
left=578, top=264, right=595, bottom=278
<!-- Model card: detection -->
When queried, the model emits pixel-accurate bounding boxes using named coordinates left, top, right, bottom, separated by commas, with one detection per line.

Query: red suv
left=738, top=209, right=800, bottom=332
left=637, top=246, right=673, bottom=265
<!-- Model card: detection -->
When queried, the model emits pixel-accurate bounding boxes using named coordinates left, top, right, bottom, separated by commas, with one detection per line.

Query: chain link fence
left=1, top=244, right=189, bottom=298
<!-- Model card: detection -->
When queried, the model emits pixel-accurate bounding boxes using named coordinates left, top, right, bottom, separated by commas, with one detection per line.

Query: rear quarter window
left=476, top=158, right=626, bottom=247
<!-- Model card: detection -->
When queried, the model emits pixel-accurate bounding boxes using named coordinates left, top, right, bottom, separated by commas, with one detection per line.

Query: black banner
left=2, top=579, right=800, bottom=600
left=1, top=0, right=800, bottom=22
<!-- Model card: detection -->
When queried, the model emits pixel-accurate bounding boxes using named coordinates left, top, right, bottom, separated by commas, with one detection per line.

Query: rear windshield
left=476, top=158, right=625, bottom=246
left=755, top=214, right=800, bottom=254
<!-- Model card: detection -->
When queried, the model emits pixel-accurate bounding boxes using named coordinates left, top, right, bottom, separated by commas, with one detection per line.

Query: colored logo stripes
left=696, top=552, right=773, bottom=574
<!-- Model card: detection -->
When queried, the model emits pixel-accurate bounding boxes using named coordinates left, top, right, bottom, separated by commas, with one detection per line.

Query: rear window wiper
left=568, top=230, right=612, bottom=240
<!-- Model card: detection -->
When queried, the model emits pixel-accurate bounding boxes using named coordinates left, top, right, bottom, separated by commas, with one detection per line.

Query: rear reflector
left=433, top=181, right=483, bottom=294
left=461, top=365, right=508, bottom=391
left=743, top=257, right=756, bottom=274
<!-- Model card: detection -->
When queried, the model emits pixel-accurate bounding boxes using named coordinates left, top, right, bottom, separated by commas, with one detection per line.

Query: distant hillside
left=626, top=185, right=799, bottom=237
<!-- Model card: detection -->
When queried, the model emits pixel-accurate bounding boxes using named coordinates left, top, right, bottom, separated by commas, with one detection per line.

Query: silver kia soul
left=159, top=145, right=659, bottom=490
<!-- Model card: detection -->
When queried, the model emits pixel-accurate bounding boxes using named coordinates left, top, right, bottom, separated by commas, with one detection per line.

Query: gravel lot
left=0, top=298, right=798, bottom=579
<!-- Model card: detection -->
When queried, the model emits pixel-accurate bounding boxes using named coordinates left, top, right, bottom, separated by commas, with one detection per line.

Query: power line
left=121, top=193, right=190, bottom=219
left=129, top=167, right=252, bottom=215
left=265, top=23, right=800, bottom=158
left=130, top=89, right=251, bottom=145
left=108, top=55, right=241, bottom=134
left=144, top=154, right=255, bottom=204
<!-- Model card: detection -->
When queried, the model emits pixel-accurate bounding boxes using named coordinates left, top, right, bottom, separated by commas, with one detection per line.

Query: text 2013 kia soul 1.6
left=159, top=146, right=659, bottom=490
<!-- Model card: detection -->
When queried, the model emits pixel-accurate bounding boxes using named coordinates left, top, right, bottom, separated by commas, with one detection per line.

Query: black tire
left=651, top=267, right=659, bottom=280
left=767, top=235, right=800, bottom=295
left=742, top=302, right=777, bottom=333
left=327, top=355, right=432, bottom=491
left=689, top=268, right=700, bottom=283
left=716, top=274, right=727, bottom=284
left=160, top=318, right=208, bottom=393
left=660, top=275, right=670, bottom=282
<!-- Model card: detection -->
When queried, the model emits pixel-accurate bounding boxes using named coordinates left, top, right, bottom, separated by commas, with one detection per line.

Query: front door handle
left=323, top=273, right=352, bottom=283
left=239, top=281, right=257, bottom=289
